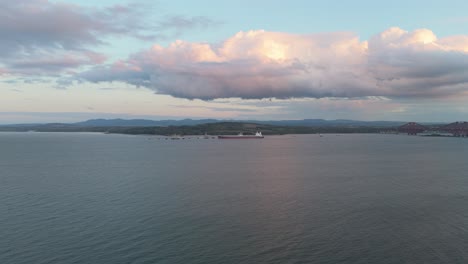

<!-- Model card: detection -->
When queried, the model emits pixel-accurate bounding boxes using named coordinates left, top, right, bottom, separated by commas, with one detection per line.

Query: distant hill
left=0, top=119, right=408, bottom=135
left=252, top=119, right=406, bottom=127
left=0, top=118, right=408, bottom=130
left=72, top=118, right=406, bottom=127
left=0, top=119, right=453, bottom=135
left=73, top=118, right=219, bottom=127
left=73, top=122, right=387, bottom=136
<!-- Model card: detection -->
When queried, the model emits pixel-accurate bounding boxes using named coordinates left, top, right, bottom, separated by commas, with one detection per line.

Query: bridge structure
left=441, top=122, right=468, bottom=137
left=397, top=122, right=427, bottom=135
left=397, top=121, right=468, bottom=136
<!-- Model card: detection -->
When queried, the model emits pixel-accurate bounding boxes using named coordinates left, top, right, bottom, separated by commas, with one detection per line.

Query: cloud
left=368, top=28, right=468, bottom=98
left=168, top=104, right=259, bottom=113
left=0, top=0, right=218, bottom=75
left=9, top=89, right=23, bottom=93
left=79, top=27, right=468, bottom=100
left=150, top=15, right=222, bottom=40
left=5, top=51, right=106, bottom=76
left=0, top=67, right=8, bottom=76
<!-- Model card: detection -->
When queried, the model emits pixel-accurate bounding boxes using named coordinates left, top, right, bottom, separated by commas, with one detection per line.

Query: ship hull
left=218, top=136, right=264, bottom=139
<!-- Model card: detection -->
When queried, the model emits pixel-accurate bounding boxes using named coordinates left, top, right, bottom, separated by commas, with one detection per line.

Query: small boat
left=218, top=131, right=264, bottom=139
left=169, top=134, right=183, bottom=140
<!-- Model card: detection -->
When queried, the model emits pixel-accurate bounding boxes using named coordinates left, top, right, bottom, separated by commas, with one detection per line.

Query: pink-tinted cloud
left=0, top=0, right=218, bottom=76
left=6, top=51, right=107, bottom=76
left=80, top=27, right=468, bottom=100
left=0, top=67, right=8, bottom=76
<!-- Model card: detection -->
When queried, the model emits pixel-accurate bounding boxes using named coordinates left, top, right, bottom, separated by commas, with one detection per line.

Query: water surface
left=1, top=132, right=468, bottom=263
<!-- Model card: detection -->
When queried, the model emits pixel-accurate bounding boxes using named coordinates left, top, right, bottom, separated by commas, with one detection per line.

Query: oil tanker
left=218, top=132, right=264, bottom=139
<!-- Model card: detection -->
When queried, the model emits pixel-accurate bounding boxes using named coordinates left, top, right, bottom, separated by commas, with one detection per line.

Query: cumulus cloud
left=80, top=27, right=468, bottom=100
left=0, top=0, right=217, bottom=75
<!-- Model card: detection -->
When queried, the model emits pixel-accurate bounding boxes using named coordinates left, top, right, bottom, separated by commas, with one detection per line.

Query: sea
left=1, top=132, right=468, bottom=264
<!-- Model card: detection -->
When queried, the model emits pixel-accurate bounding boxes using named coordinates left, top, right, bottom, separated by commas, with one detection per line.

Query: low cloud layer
left=80, top=27, right=468, bottom=100
left=0, top=0, right=217, bottom=75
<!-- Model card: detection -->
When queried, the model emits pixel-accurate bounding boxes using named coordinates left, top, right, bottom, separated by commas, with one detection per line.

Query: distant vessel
left=168, top=134, right=183, bottom=140
left=218, top=132, right=264, bottom=139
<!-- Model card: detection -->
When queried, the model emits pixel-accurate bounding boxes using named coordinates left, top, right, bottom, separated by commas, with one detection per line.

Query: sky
left=1, top=0, right=468, bottom=124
